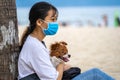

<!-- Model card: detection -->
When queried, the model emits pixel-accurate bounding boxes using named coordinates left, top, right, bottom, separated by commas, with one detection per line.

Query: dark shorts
left=19, top=73, right=40, bottom=80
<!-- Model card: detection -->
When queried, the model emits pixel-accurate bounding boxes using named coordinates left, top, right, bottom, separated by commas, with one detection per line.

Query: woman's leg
left=72, top=68, right=115, bottom=80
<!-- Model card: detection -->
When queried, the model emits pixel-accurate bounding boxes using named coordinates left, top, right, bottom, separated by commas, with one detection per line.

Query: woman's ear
left=36, top=19, right=43, bottom=27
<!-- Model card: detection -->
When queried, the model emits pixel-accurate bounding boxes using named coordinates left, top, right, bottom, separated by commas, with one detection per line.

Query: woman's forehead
left=47, top=9, right=58, bottom=18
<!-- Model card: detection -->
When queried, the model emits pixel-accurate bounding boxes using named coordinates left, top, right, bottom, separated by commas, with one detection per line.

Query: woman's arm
left=56, top=62, right=64, bottom=80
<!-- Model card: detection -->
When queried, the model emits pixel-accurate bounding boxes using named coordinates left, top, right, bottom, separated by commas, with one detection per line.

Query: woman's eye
left=51, top=18, right=57, bottom=21
left=52, top=19, right=55, bottom=21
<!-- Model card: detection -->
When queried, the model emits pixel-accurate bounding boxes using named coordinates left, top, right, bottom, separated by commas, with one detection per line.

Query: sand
left=18, top=26, right=120, bottom=80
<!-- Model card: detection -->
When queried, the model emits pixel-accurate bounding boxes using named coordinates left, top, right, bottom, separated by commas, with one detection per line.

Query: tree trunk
left=0, top=0, right=19, bottom=80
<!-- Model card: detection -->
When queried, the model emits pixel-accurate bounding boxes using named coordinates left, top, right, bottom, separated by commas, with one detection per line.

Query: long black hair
left=20, top=2, right=58, bottom=51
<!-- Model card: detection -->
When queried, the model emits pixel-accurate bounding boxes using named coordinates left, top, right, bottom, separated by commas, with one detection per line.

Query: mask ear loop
left=39, top=18, right=48, bottom=24
left=38, top=19, right=49, bottom=33
left=38, top=18, right=44, bottom=25
left=40, top=19, right=50, bottom=30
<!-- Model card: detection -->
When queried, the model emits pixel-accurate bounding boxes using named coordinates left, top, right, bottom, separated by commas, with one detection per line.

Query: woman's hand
left=63, top=64, right=71, bottom=71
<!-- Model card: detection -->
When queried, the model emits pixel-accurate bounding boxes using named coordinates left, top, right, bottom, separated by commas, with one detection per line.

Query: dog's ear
left=50, top=42, right=60, bottom=50
left=60, top=41, right=67, bottom=45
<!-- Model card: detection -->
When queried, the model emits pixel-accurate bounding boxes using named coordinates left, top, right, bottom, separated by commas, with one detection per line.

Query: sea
left=17, top=7, right=120, bottom=27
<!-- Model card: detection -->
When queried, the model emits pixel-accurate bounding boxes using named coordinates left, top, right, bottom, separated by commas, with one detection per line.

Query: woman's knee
left=90, top=68, right=101, bottom=72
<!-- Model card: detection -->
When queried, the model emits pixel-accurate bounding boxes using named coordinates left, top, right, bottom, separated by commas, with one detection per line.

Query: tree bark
left=0, top=0, right=19, bottom=80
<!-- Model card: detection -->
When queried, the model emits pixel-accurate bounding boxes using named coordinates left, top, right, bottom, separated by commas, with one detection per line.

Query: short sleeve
left=30, top=43, right=58, bottom=80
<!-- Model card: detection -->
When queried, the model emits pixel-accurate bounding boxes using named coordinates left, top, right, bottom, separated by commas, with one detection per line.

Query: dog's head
left=50, top=41, right=71, bottom=62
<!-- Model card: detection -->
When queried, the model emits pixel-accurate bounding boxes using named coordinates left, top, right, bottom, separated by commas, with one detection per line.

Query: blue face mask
left=43, top=22, right=59, bottom=35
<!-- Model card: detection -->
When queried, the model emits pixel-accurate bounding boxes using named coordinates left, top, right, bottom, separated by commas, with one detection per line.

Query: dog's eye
left=63, top=53, right=66, bottom=55
left=62, top=52, right=66, bottom=55
left=58, top=56, right=61, bottom=58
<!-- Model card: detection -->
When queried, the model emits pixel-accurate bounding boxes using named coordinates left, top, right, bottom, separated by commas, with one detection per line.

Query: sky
left=16, top=0, right=120, bottom=8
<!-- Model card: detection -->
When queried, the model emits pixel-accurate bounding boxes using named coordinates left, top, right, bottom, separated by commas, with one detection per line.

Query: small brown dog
left=50, top=41, right=71, bottom=67
left=50, top=41, right=81, bottom=80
